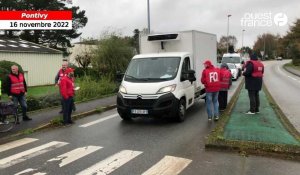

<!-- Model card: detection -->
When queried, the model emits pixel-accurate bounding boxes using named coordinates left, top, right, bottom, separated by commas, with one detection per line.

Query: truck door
left=181, top=57, right=194, bottom=108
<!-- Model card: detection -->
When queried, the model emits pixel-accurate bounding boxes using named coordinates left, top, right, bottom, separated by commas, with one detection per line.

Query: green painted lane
left=224, top=85, right=300, bottom=146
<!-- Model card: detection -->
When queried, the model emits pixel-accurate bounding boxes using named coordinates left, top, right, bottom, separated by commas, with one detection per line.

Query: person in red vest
left=59, top=68, right=75, bottom=125
left=218, top=63, right=232, bottom=111
left=201, top=60, right=221, bottom=121
left=6, top=65, right=32, bottom=121
left=55, top=60, right=68, bottom=114
left=243, top=53, right=264, bottom=114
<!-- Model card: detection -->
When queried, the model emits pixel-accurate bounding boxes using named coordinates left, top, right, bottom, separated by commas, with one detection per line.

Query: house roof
left=0, top=37, right=63, bottom=54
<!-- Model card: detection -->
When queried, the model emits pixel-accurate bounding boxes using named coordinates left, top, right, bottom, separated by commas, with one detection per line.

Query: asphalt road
left=263, top=60, right=300, bottom=132
left=1, top=76, right=300, bottom=175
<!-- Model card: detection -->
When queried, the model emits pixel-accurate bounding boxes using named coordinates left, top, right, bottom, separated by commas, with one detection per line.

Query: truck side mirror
left=187, top=70, right=196, bottom=83
left=181, top=70, right=196, bottom=83
left=116, top=71, right=124, bottom=82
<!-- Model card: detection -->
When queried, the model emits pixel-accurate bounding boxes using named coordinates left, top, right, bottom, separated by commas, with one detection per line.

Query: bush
left=26, top=95, right=42, bottom=111
left=75, top=76, right=116, bottom=101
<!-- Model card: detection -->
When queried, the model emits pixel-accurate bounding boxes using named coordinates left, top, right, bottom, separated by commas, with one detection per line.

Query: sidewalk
left=0, top=95, right=116, bottom=139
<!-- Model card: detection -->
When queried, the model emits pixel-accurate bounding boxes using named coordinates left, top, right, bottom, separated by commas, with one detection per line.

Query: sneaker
left=208, top=118, right=212, bottom=121
left=214, top=116, right=219, bottom=121
left=245, top=111, right=255, bottom=115
left=255, top=111, right=260, bottom=114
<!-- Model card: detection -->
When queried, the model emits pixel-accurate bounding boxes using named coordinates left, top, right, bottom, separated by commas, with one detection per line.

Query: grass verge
left=205, top=79, right=300, bottom=161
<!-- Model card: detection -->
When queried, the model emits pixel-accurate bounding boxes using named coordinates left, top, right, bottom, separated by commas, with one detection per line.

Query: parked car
left=227, top=63, right=239, bottom=80
left=276, top=57, right=283, bottom=61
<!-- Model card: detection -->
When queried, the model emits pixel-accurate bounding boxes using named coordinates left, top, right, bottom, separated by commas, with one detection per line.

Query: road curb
left=0, top=104, right=117, bottom=144
left=283, top=64, right=300, bottom=77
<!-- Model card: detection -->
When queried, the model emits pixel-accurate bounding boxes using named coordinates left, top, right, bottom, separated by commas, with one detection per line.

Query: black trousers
left=218, top=91, right=228, bottom=110
left=63, top=97, right=74, bottom=124
left=248, top=90, right=260, bottom=113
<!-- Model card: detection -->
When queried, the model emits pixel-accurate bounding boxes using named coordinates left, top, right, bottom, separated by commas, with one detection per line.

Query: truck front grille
left=124, top=99, right=156, bottom=108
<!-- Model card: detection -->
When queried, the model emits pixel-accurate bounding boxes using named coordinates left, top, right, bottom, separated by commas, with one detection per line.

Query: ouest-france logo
left=241, top=12, right=288, bottom=27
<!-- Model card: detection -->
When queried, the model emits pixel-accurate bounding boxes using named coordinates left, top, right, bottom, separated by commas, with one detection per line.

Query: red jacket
left=59, top=76, right=74, bottom=100
left=201, top=65, right=221, bottom=92
left=220, top=68, right=231, bottom=90
left=9, top=73, right=25, bottom=95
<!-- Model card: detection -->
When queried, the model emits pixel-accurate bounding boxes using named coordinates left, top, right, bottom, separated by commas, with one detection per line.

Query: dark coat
left=242, top=62, right=263, bottom=91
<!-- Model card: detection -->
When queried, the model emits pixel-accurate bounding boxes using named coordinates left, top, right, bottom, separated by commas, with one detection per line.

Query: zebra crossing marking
left=76, top=150, right=142, bottom=175
left=0, top=141, right=68, bottom=169
left=0, top=138, right=38, bottom=153
left=47, top=146, right=102, bottom=167
left=142, top=155, right=192, bottom=175
left=79, top=113, right=118, bottom=128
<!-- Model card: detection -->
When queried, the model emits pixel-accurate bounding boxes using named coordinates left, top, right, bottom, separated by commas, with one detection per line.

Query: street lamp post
left=226, top=14, right=232, bottom=53
left=147, top=0, right=151, bottom=34
left=242, top=29, right=245, bottom=49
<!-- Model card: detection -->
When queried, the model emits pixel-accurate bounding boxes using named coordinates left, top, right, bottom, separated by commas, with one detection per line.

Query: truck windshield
left=125, top=57, right=181, bottom=82
left=222, top=57, right=241, bottom=64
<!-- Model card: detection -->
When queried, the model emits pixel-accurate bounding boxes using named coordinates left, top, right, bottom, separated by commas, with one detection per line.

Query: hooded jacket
left=201, top=60, right=221, bottom=92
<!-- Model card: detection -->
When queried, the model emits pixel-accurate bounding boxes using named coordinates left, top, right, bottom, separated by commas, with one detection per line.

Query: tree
left=218, top=35, right=238, bottom=54
left=0, top=0, right=88, bottom=54
left=91, top=32, right=134, bottom=79
left=253, top=33, right=279, bottom=60
left=284, top=19, right=300, bottom=65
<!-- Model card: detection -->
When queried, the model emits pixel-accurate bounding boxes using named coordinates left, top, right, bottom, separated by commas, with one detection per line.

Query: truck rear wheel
left=118, top=112, right=132, bottom=121
left=175, top=99, right=186, bottom=122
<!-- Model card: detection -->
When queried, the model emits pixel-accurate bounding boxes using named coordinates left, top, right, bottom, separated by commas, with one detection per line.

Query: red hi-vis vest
left=9, top=73, right=25, bottom=94
left=202, top=67, right=221, bottom=92
left=220, top=68, right=231, bottom=89
left=248, top=60, right=264, bottom=77
left=58, top=69, right=67, bottom=84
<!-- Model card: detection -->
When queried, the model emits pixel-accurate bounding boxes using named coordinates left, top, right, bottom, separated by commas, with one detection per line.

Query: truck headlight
left=119, top=85, right=127, bottom=94
left=157, top=84, right=176, bottom=94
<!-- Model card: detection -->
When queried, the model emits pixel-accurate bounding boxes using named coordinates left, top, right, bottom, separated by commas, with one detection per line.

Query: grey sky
left=73, top=0, right=299, bottom=48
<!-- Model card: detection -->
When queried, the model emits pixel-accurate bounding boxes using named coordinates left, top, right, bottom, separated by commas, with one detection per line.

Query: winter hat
left=250, top=53, right=258, bottom=60
left=65, top=68, right=74, bottom=74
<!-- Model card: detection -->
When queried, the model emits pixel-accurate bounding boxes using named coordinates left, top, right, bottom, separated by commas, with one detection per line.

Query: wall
left=0, top=52, right=63, bottom=86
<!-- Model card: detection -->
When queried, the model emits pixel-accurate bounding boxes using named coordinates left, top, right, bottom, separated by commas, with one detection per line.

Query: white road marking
left=0, top=138, right=38, bottom=153
left=76, top=150, right=142, bottom=175
left=0, top=141, right=68, bottom=169
left=47, top=146, right=102, bottom=167
left=142, top=155, right=192, bottom=175
left=15, top=168, right=37, bottom=175
left=79, top=113, right=118, bottom=128
left=33, top=173, right=46, bottom=175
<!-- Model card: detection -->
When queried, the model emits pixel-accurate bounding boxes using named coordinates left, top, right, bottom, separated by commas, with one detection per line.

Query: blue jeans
left=12, top=95, right=27, bottom=117
left=205, top=92, right=219, bottom=119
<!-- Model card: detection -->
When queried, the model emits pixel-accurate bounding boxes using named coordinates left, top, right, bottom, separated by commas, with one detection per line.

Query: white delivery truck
left=221, top=53, right=243, bottom=76
left=117, top=30, right=217, bottom=122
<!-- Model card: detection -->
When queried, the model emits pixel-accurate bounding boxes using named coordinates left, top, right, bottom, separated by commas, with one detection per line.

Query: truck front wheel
left=118, top=112, right=132, bottom=121
left=175, top=99, right=186, bottom=122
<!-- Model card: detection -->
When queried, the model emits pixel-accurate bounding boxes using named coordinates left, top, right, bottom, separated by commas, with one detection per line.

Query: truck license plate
left=131, top=109, right=148, bottom=114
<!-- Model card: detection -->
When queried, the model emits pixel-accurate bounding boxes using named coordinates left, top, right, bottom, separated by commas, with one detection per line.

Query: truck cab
left=117, top=30, right=217, bottom=122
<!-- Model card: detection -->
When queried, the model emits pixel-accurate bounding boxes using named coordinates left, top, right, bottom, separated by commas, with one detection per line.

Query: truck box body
left=117, top=30, right=217, bottom=122
left=140, top=30, right=217, bottom=91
